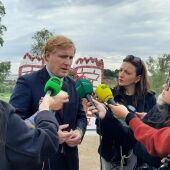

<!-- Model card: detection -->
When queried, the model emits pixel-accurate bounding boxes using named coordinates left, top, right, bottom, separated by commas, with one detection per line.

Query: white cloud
left=1, top=0, right=170, bottom=73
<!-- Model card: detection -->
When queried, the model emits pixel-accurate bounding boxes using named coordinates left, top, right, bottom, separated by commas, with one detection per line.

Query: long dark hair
left=117, top=55, right=151, bottom=107
left=143, top=103, right=170, bottom=128
left=143, top=70, right=170, bottom=128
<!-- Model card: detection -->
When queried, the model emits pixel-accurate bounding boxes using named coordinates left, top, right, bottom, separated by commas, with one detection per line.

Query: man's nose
left=64, top=58, right=72, bottom=65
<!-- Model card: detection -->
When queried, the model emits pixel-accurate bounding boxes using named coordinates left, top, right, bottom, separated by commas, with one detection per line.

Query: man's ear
left=44, top=51, right=50, bottom=62
left=135, top=75, right=141, bottom=83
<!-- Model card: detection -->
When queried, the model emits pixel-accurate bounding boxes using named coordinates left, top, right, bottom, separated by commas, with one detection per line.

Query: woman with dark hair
left=90, top=70, right=170, bottom=169
left=115, top=55, right=152, bottom=109
left=95, top=55, right=156, bottom=169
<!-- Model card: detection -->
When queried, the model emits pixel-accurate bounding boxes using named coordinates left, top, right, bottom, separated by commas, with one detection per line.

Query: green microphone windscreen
left=95, top=84, right=114, bottom=103
left=44, top=77, right=63, bottom=96
left=75, top=78, right=94, bottom=98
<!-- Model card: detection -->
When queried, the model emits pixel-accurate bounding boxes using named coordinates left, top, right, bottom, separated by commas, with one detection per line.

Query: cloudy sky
left=1, top=0, right=170, bottom=73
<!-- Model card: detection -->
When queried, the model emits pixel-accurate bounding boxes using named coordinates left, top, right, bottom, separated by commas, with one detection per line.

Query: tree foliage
left=104, top=69, right=119, bottom=79
left=103, top=69, right=119, bottom=87
left=146, top=54, right=170, bottom=74
left=146, top=54, right=170, bottom=95
left=0, top=61, right=11, bottom=83
left=31, top=28, right=54, bottom=56
left=0, top=1, right=7, bottom=46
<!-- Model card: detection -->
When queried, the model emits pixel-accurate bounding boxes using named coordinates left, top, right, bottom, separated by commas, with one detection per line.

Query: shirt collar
left=46, top=65, right=64, bottom=81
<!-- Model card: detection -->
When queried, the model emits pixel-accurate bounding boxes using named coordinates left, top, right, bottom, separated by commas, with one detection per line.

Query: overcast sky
left=1, top=0, right=170, bottom=73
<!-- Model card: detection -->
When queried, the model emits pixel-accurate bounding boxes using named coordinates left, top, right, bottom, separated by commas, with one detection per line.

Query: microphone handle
left=108, top=99, right=117, bottom=105
left=45, top=90, right=53, bottom=96
left=46, top=90, right=52, bottom=96
left=86, top=94, right=99, bottom=117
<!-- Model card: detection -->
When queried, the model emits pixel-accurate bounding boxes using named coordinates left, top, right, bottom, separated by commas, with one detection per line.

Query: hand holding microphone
left=95, top=83, right=133, bottom=119
left=75, top=78, right=99, bottom=117
left=87, top=99, right=107, bottom=119
left=108, top=104, right=129, bottom=119
left=40, top=92, right=69, bottom=111
left=88, top=98, right=130, bottom=120
left=26, top=77, right=69, bottom=127
left=39, top=77, right=69, bottom=111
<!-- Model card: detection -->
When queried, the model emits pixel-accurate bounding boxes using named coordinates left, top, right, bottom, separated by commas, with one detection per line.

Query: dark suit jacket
left=9, top=67, right=87, bottom=170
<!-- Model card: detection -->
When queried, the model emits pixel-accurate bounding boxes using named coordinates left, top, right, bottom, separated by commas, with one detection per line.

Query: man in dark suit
left=9, top=35, right=87, bottom=170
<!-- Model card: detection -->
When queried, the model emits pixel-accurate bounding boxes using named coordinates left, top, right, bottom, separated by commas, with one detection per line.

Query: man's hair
left=44, top=35, right=76, bottom=54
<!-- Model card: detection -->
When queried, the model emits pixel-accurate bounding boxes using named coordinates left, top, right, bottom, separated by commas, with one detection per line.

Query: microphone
left=44, top=77, right=63, bottom=96
left=75, top=78, right=99, bottom=116
left=95, top=84, right=117, bottom=105
left=25, top=77, right=63, bottom=126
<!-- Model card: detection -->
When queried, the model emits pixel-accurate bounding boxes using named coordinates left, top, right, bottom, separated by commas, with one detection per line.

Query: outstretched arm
left=128, top=116, right=170, bottom=157
left=109, top=103, right=170, bottom=157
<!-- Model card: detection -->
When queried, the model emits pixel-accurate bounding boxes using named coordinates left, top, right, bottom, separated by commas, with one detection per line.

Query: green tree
left=146, top=54, right=170, bottom=74
left=0, top=61, right=11, bottom=83
left=103, top=69, right=119, bottom=87
left=146, top=54, right=170, bottom=95
left=104, top=69, right=119, bottom=79
left=31, top=28, right=54, bottom=56
left=0, top=1, right=7, bottom=46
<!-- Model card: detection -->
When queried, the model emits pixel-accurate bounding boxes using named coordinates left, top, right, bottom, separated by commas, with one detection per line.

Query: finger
left=87, top=102, right=92, bottom=107
left=92, top=99, right=100, bottom=105
left=108, top=104, right=115, bottom=110
left=88, top=105, right=96, bottom=110
left=61, top=95, right=69, bottom=99
left=82, top=98, right=88, bottom=104
left=90, top=109, right=98, bottom=114
left=59, top=124, right=69, bottom=130
left=62, top=133, right=73, bottom=139
left=63, top=98, right=69, bottom=103
left=108, top=103, right=120, bottom=107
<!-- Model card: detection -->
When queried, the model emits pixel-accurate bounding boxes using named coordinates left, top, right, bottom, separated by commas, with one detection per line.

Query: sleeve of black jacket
left=96, top=110, right=136, bottom=149
left=6, top=110, right=59, bottom=167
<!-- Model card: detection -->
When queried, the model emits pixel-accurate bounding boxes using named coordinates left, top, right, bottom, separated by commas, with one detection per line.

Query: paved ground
left=79, top=131, right=100, bottom=170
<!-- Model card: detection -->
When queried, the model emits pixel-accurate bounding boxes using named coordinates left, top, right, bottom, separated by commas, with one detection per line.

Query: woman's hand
left=87, top=99, right=107, bottom=119
left=108, top=104, right=129, bottom=119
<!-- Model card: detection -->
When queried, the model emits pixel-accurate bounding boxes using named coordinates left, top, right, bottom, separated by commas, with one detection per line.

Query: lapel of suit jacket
left=55, top=77, right=69, bottom=124
left=62, top=77, right=77, bottom=124
left=38, top=67, right=50, bottom=87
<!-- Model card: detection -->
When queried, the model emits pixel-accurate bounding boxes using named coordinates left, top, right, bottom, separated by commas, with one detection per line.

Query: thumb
left=59, top=124, right=69, bottom=130
left=92, top=99, right=100, bottom=105
left=135, top=112, right=146, bottom=119
left=108, top=103, right=115, bottom=109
